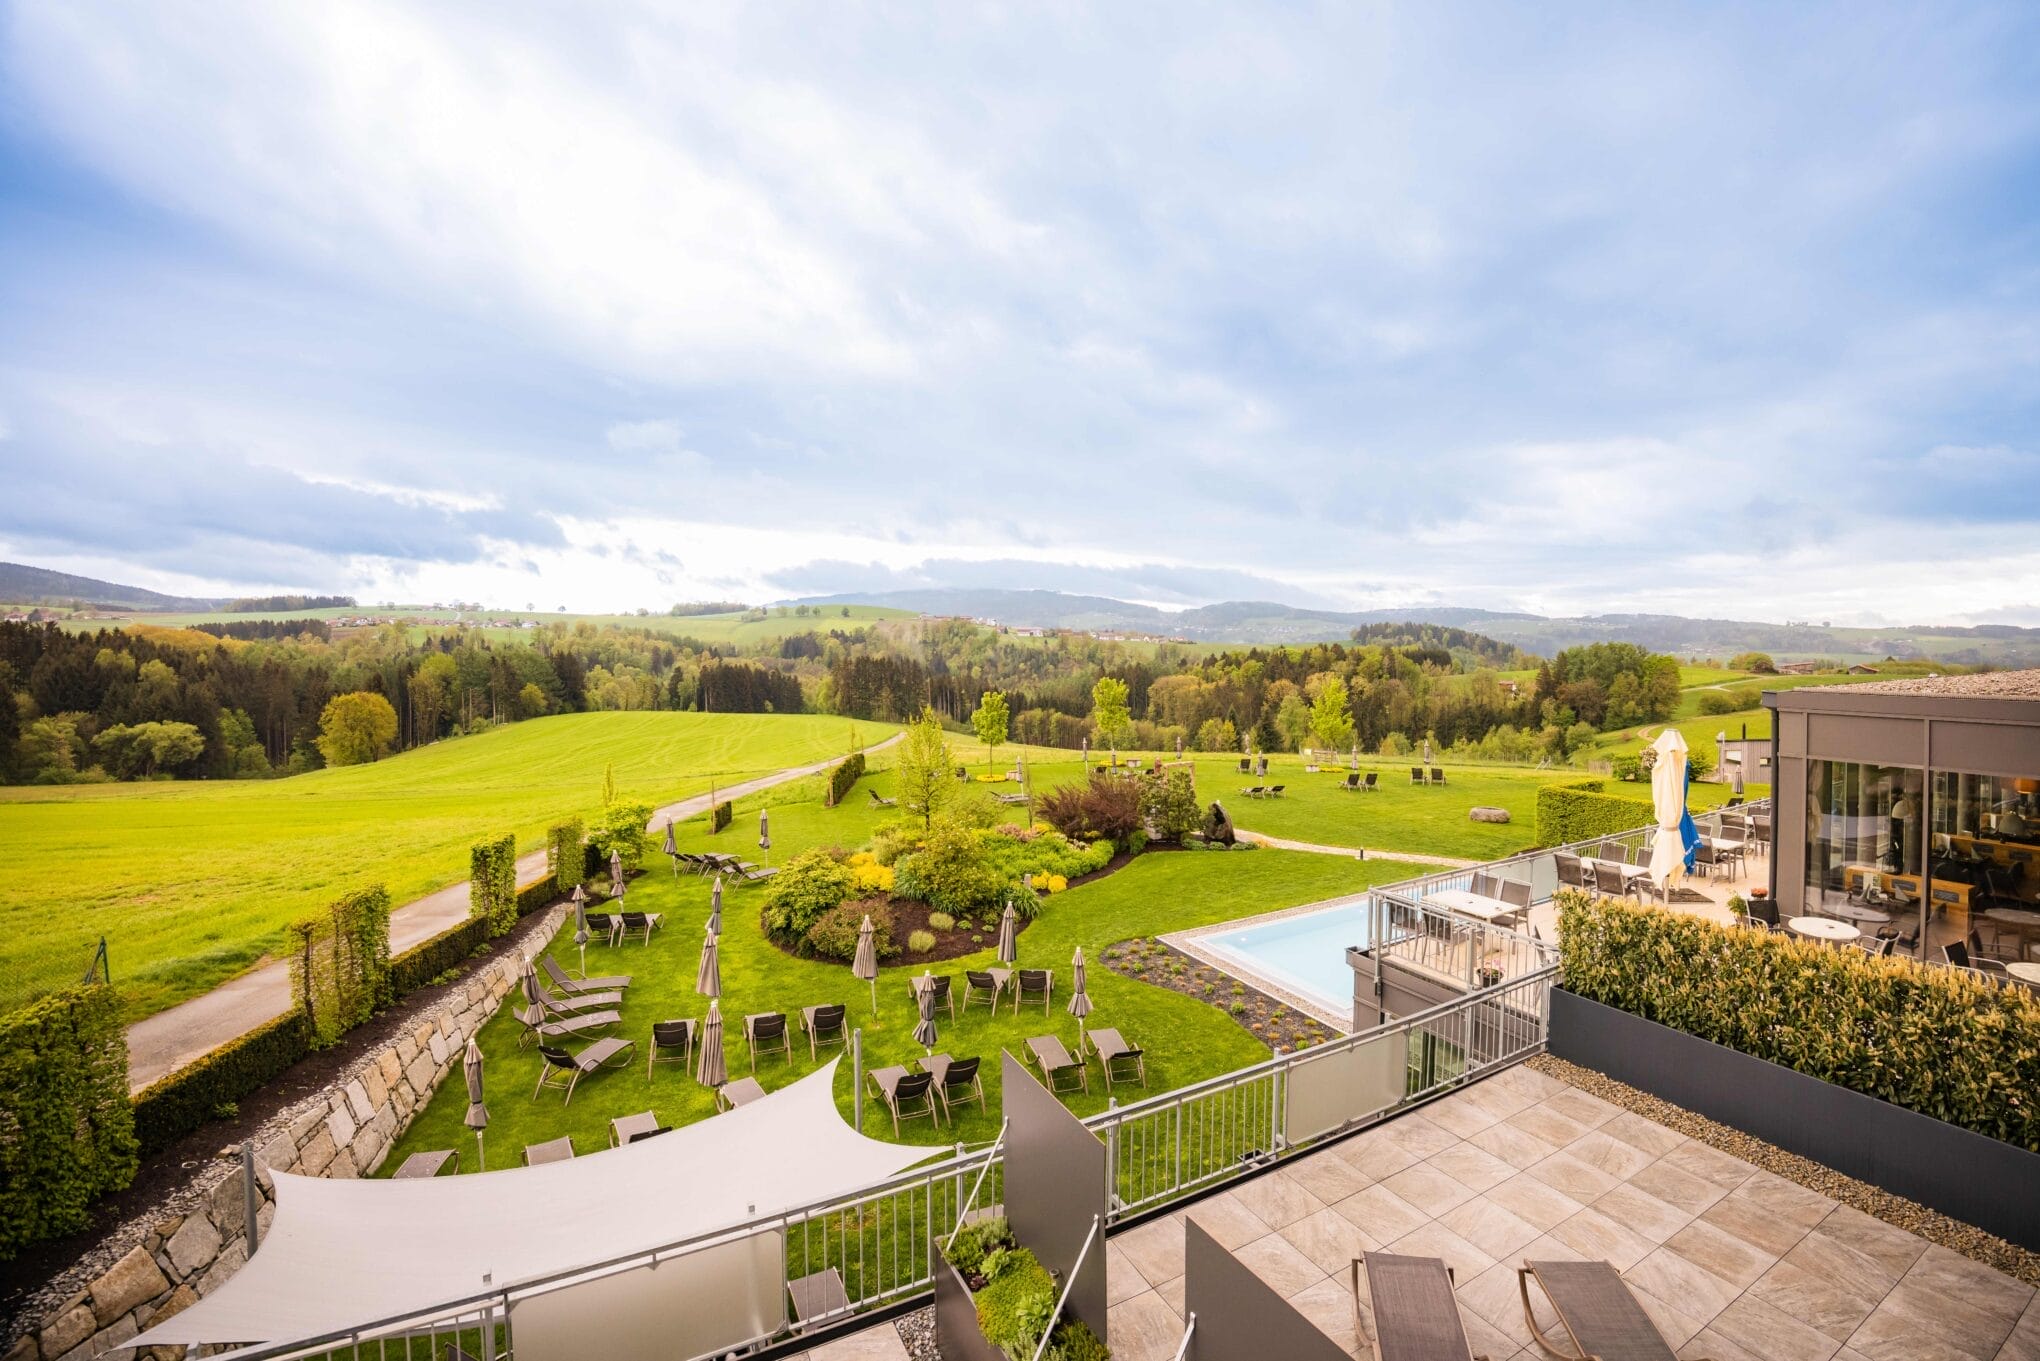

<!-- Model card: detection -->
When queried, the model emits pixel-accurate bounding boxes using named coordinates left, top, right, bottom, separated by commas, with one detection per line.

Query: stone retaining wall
left=5, top=905, right=563, bottom=1361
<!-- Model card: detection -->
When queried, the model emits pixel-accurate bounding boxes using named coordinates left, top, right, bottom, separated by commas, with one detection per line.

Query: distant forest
left=0, top=610, right=1679, bottom=785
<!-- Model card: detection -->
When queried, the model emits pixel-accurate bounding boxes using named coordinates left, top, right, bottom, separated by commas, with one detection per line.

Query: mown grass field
left=385, top=769, right=1417, bottom=1173
left=0, top=712, right=896, bottom=1017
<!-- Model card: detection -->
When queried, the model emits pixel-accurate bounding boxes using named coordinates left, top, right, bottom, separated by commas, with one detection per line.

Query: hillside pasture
left=0, top=712, right=896, bottom=1017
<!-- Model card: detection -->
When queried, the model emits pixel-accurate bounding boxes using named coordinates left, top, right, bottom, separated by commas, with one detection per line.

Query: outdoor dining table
left=1788, top=916, right=1861, bottom=944
left=1427, top=888, right=1518, bottom=923
left=2007, top=962, right=2040, bottom=986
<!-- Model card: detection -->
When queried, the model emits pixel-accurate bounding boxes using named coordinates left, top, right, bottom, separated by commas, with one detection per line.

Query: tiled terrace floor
left=795, top=1060, right=2039, bottom=1361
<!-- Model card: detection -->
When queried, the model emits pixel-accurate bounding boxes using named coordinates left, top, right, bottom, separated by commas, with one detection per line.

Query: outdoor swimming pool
left=1196, top=900, right=1373, bottom=1015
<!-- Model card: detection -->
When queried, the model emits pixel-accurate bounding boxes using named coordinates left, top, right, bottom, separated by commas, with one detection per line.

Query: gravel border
left=1527, top=1053, right=2040, bottom=1288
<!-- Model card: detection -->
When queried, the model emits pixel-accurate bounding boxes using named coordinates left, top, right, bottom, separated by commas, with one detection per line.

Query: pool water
left=1200, top=903, right=1373, bottom=1012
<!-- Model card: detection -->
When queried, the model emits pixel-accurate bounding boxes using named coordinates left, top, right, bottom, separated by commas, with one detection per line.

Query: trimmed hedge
left=288, top=885, right=393, bottom=1045
left=0, top=986, right=139, bottom=1258
left=708, top=799, right=733, bottom=834
left=470, top=834, right=518, bottom=936
left=517, top=877, right=559, bottom=915
left=132, top=1010, right=314, bottom=1157
left=1535, top=779, right=1653, bottom=847
left=1557, top=891, right=2040, bottom=1150
left=825, top=752, right=867, bottom=808
left=389, top=914, right=493, bottom=997
left=546, top=818, right=584, bottom=895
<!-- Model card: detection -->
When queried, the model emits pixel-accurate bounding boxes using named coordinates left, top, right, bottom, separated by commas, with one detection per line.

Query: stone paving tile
left=1381, top=1159, right=1482, bottom=1217
left=1564, top=1127, right=1661, bottom=1182
left=1523, top=1148, right=1624, bottom=1204
left=1106, top=1240, right=1150, bottom=1306
left=1598, top=1107, right=1688, bottom=1158
left=1812, top=1203, right=1929, bottom=1287
left=1711, top=1289, right=1845, bottom=1361
left=1750, top=1253, right=1886, bottom=1343
left=1509, top=1100, right=1593, bottom=1149
left=1331, top=1181, right=1432, bottom=1243
left=1233, top=1231, right=1329, bottom=1299
left=1627, top=1154, right=1734, bottom=1216
left=1423, top=1086, right=1508, bottom=1139
left=1284, top=1274, right=1363, bottom=1356
left=1435, top=1195, right=1543, bottom=1263
left=1547, top=1204, right=1658, bottom=1271
left=1665, top=1216, right=1782, bottom=1290
left=1114, top=1212, right=1186, bottom=1290
left=1700, top=1182, right=1827, bottom=1259
left=1999, top=1297, right=2040, bottom=1361
left=1425, top=1139, right=1519, bottom=1193
left=1466, top=1118, right=1560, bottom=1171
left=1278, top=1206, right=1380, bottom=1278
left=1106, top=1289, right=1185, bottom=1361
left=1228, top=1167, right=1326, bottom=1230
left=1284, top=1147, right=1374, bottom=1205
left=1591, top=1179, right=1696, bottom=1245
left=806, top=1322, right=911, bottom=1360
left=1384, top=1220, right=1497, bottom=1284
left=1183, top=1190, right=1273, bottom=1250
left=1484, top=1169, right=1586, bottom=1231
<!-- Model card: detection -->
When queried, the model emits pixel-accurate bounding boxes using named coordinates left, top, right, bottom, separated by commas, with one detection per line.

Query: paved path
left=125, top=734, right=902, bottom=1091
left=1234, top=829, right=1478, bottom=869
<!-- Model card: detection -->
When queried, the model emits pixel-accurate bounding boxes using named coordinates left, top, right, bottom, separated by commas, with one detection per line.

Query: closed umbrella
left=461, top=1037, right=487, bottom=1170
left=573, top=890, right=591, bottom=979
left=696, top=1000, right=726, bottom=1089
left=758, top=809, right=770, bottom=855
left=1422, top=736, right=1432, bottom=765
left=1068, top=947, right=1093, bottom=1055
left=696, top=930, right=721, bottom=999
left=1081, top=737, right=1089, bottom=768
left=519, top=956, right=543, bottom=1009
left=708, top=875, right=723, bottom=936
left=609, top=849, right=624, bottom=901
left=1647, top=729, right=1699, bottom=893
left=913, top=971, right=939, bottom=1053
left=996, top=901, right=1018, bottom=967
left=852, top=914, right=879, bottom=1014
left=662, top=818, right=677, bottom=873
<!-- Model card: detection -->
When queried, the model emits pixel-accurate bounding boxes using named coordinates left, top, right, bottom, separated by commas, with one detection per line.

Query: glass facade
left=1804, top=759, right=2040, bottom=963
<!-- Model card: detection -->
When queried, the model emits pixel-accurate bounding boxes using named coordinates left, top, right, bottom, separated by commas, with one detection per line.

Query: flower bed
left=1100, top=937, right=1338, bottom=1053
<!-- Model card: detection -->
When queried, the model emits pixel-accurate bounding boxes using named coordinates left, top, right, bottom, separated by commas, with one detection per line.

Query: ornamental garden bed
left=1099, top=937, right=1339, bottom=1053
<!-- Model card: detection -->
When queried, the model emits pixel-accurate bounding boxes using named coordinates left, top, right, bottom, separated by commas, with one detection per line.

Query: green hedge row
left=825, top=752, right=867, bottom=807
left=469, top=834, right=518, bottom=936
left=0, top=986, right=139, bottom=1258
left=709, top=799, right=733, bottom=834
left=1558, top=891, right=2040, bottom=1150
left=132, top=1011, right=314, bottom=1158
left=1535, top=779, right=1653, bottom=847
left=388, top=915, right=493, bottom=997
left=546, top=818, right=584, bottom=895
left=517, top=877, right=558, bottom=915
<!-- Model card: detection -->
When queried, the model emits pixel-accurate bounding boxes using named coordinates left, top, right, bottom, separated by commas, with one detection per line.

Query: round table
left=2008, top=962, right=2040, bottom=985
left=1788, top=916, right=1862, bottom=944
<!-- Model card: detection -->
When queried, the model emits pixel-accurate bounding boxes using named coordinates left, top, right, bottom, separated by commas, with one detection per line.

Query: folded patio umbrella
left=759, top=809, right=770, bottom=853
left=852, top=914, right=879, bottom=1014
left=913, top=972, right=938, bottom=1053
left=708, top=875, right=723, bottom=936
left=663, top=818, right=677, bottom=868
left=461, top=1037, right=487, bottom=1171
left=1068, top=947, right=1093, bottom=1055
left=696, top=930, right=721, bottom=999
left=996, top=901, right=1018, bottom=967
left=696, top=1000, right=726, bottom=1088
left=519, top=957, right=543, bottom=1008
left=573, top=892, right=591, bottom=978
left=609, top=849, right=625, bottom=900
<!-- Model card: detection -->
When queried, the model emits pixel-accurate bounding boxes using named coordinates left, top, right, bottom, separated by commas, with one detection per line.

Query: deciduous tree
left=315, top=691, right=399, bottom=766
left=970, top=689, right=1009, bottom=768
left=895, top=706, right=953, bottom=830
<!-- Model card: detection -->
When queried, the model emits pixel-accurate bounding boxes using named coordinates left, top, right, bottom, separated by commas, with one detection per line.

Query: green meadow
left=0, top=712, right=896, bottom=1017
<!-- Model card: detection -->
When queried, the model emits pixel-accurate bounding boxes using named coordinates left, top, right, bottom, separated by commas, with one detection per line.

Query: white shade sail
left=135, top=1060, right=931, bottom=1349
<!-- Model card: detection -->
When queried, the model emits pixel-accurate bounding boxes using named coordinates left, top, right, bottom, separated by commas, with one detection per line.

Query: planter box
left=1550, top=988, right=2040, bottom=1250
left=932, top=1244, right=1004, bottom=1361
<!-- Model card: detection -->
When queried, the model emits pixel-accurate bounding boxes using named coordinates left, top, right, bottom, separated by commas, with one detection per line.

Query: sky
left=1, top=2, right=2037, bottom=626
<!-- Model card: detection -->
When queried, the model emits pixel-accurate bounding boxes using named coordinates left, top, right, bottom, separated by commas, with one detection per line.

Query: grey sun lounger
left=523, top=1136, right=575, bottom=1166
left=1089, top=1027, right=1147, bottom=1089
left=513, top=1003, right=620, bottom=1048
left=533, top=1036, right=636, bottom=1104
left=1517, top=1260, right=1688, bottom=1361
left=1353, top=1252, right=1487, bottom=1361
left=543, top=954, right=631, bottom=994
left=1024, top=1034, right=1087, bottom=1094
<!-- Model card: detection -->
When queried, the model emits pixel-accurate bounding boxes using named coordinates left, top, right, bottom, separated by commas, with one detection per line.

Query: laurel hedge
left=709, top=799, right=733, bottom=834
left=1557, top=890, right=2040, bottom=1150
left=0, top=985, right=139, bottom=1257
left=131, top=1010, right=313, bottom=1158
left=546, top=818, right=584, bottom=895
left=469, top=834, right=519, bottom=936
left=1535, top=779, right=1654, bottom=847
left=825, top=752, right=867, bottom=808
left=288, top=885, right=393, bottom=1045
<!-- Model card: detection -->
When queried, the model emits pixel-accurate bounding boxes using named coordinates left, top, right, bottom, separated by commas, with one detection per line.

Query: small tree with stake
left=971, top=689, right=1010, bottom=771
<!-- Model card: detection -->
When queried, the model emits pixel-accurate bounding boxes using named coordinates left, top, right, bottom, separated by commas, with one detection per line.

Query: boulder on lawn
left=1469, top=806, right=1511, bottom=824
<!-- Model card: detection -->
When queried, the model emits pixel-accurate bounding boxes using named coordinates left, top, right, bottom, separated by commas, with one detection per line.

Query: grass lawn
left=0, top=712, right=896, bottom=1017
left=384, top=785, right=1420, bottom=1174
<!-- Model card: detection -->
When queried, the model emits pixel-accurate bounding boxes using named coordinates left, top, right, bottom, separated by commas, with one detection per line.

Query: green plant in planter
left=1048, top=1318, right=1110, bottom=1361
left=975, top=1245, right=1058, bottom=1357
left=946, top=1216, right=1018, bottom=1283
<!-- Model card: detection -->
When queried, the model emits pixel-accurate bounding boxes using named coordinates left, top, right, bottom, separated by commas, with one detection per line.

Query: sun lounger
left=869, top=789, right=898, bottom=808
left=582, top=912, right=619, bottom=945
left=737, top=862, right=779, bottom=882
left=1089, top=1027, right=1146, bottom=1089
left=1013, top=968, right=1053, bottom=1014
left=717, top=1076, right=767, bottom=1110
left=745, top=1012, right=791, bottom=1069
left=540, top=985, right=624, bottom=1014
left=544, top=954, right=631, bottom=994
left=1239, top=785, right=1266, bottom=798
left=523, top=1136, right=575, bottom=1166
left=1363, top=772, right=1378, bottom=791
left=962, top=969, right=1001, bottom=1013
left=610, top=1110, right=659, bottom=1147
left=1024, top=1035, right=1087, bottom=1094
left=801, top=1003, right=848, bottom=1060
left=391, top=1149, right=458, bottom=1178
left=921, top=1053, right=985, bottom=1120
left=1267, top=784, right=1286, bottom=797
left=617, top=910, right=662, bottom=946
left=995, top=792, right=1030, bottom=805
left=1339, top=773, right=1361, bottom=791
left=513, top=1003, right=620, bottom=1048
left=1517, top=1259, right=1684, bottom=1360
left=867, top=1064, right=938, bottom=1133
left=1430, top=767, right=1447, bottom=785
left=533, top=1037, right=635, bottom=1104
left=1353, top=1252, right=1486, bottom=1361
left=647, top=1019, right=696, bottom=1076
left=911, top=973, right=957, bottom=1021
left=788, top=1266, right=853, bottom=1330
left=1411, top=767, right=1428, bottom=784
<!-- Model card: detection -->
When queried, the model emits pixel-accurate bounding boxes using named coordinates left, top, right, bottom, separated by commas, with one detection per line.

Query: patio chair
left=544, top=954, right=631, bottom=994
left=533, top=1037, right=635, bottom=1104
left=1013, top=968, right=1053, bottom=1015
left=867, top=1065, right=938, bottom=1134
left=912, top=973, right=957, bottom=1022
left=628, top=1125, right=673, bottom=1143
left=1411, top=766, right=1428, bottom=784
left=745, top=1012, right=791, bottom=1069
left=617, top=911, right=662, bottom=946
left=513, top=1002, right=620, bottom=1049
left=1430, top=767, right=1447, bottom=785
left=717, top=1076, right=767, bottom=1111
left=610, top=1110, right=659, bottom=1147
left=1469, top=871, right=1498, bottom=899
left=928, top=1055, right=985, bottom=1120
left=869, top=789, right=897, bottom=808
left=1024, top=1035, right=1087, bottom=1094
left=1517, top=1259, right=1685, bottom=1361
left=1498, top=879, right=1532, bottom=925
left=1090, top=1027, right=1147, bottom=1089
left=523, top=1136, right=575, bottom=1166
left=802, top=1003, right=848, bottom=1060
left=1554, top=852, right=1586, bottom=891
left=1587, top=861, right=1627, bottom=898
left=1351, top=1252, right=1485, bottom=1361
left=962, top=969, right=1001, bottom=1013
left=647, top=1019, right=696, bottom=1078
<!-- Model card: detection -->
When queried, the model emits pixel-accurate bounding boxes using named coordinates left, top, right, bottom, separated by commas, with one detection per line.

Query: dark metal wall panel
left=1001, top=1052, right=1109, bottom=1341
left=1806, top=713, right=1925, bottom=767
left=1550, top=990, right=2040, bottom=1250
left=932, top=1253, right=1003, bottom=1361
left=1778, top=709, right=1808, bottom=758
left=1183, top=1219, right=1349, bottom=1361
left=1929, top=719, right=2040, bottom=779
left=1774, top=753, right=1808, bottom=916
